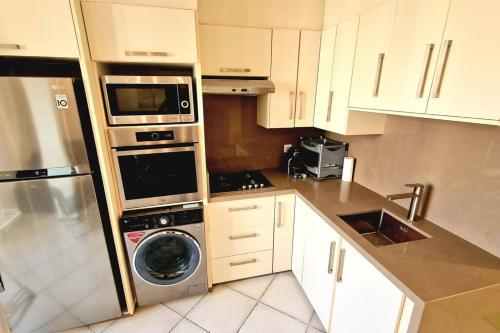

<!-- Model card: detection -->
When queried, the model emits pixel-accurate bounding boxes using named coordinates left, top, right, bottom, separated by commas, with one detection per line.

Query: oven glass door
left=114, top=145, right=202, bottom=209
left=106, top=84, right=181, bottom=116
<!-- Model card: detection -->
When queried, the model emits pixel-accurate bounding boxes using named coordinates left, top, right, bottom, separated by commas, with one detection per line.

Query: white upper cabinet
left=313, top=27, right=337, bottom=130
left=0, top=0, right=78, bottom=58
left=378, top=0, right=450, bottom=114
left=294, top=31, right=321, bottom=127
left=349, top=0, right=396, bottom=110
left=426, top=0, right=500, bottom=120
left=329, top=240, right=405, bottom=333
left=199, top=25, right=272, bottom=77
left=82, top=2, right=197, bottom=63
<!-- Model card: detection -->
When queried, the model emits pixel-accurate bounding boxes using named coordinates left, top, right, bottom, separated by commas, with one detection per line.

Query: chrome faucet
left=386, top=183, right=424, bottom=222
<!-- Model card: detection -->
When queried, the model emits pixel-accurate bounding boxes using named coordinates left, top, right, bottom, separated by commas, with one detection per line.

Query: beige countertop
left=209, top=169, right=500, bottom=304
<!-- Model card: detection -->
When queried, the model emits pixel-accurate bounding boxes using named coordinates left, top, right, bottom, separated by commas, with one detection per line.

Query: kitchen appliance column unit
left=0, top=77, right=122, bottom=332
left=108, top=126, right=203, bottom=210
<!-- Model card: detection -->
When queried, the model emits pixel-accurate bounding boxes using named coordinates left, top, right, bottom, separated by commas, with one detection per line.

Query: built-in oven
left=102, top=75, right=195, bottom=125
left=108, top=126, right=202, bottom=210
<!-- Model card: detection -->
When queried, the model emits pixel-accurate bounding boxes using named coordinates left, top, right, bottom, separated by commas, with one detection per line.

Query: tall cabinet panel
left=313, top=27, right=337, bottom=130
left=295, top=31, right=321, bottom=127
left=349, top=0, right=396, bottom=110
left=427, top=0, right=500, bottom=120
left=325, top=16, right=359, bottom=134
left=378, top=0, right=450, bottom=114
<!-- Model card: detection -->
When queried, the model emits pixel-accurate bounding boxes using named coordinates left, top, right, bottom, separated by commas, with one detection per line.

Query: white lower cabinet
left=211, top=250, right=273, bottom=284
left=273, top=194, right=296, bottom=273
left=291, top=197, right=308, bottom=283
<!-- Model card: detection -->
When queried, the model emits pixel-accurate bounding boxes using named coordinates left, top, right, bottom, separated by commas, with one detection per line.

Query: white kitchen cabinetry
left=257, top=29, right=300, bottom=128
left=329, top=240, right=405, bottom=333
left=82, top=2, right=197, bottom=63
left=313, top=26, right=337, bottom=130
left=378, top=0, right=450, bottom=114
left=273, top=194, right=296, bottom=273
left=349, top=0, right=396, bottom=110
left=199, top=25, right=272, bottom=77
left=291, top=197, right=308, bottom=283
left=294, top=31, right=321, bottom=127
left=426, top=0, right=500, bottom=120
left=0, top=0, right=78, bottom=58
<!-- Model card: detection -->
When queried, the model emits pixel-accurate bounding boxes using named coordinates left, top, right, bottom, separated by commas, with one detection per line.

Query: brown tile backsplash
left=203, top=95, right=321, bottom=173
left=325, top=115, right=500, bottom=258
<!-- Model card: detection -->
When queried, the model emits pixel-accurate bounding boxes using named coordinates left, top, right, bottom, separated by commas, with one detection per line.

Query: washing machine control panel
left=121, top=207, right=203, bottom=232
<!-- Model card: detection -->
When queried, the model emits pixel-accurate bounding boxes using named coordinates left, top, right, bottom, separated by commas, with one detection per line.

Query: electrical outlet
left=283, top=144, right=292, bottom=153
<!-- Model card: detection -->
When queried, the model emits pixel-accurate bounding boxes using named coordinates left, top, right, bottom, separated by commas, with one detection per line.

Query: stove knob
left=159, top=216, right=169, bottom=225
left=260, top=183, right=265, bottom=188
left=242, top=185, right=247, bottom=190
left=248, top=184, right=254, bottom=189
left=151, top=132, right=160, bottom=140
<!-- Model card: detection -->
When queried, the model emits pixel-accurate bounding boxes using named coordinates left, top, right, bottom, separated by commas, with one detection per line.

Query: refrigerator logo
left=55, top=95, right=69, bottom=109
left=127, top=232, right=145, bottom=243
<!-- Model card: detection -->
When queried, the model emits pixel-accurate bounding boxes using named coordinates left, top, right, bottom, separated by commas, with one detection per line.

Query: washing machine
left=122, top=204, right=207, bottom=306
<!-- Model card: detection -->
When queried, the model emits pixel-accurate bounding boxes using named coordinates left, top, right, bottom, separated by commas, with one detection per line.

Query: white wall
left=198, top=0, right=325, bottom=30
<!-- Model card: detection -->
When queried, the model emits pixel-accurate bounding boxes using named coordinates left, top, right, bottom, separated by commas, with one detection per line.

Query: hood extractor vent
left=202, top=78, right=275, bottom=96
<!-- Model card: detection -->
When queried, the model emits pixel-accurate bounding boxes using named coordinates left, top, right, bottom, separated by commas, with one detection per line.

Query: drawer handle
left=230, top=258, right=257, bottom=266
left=432, top=40, right=453, bottom=98
left=124, top=50, right=169, bottom=57
left=228, top=205, right=258, bottom=212
left=326, top=90, right=334, bottom=122
left=372, top=53, right=385, bottom=97
left=289, top=91, right=295, bottom=120
left=416, top=43, right=435, bottom=98
left=336, top=248, right=346, bottom=282
left=0, top=43, right=24, bottom=50
left=229, top=233, right=257, bottom=240
left=220, top=68, right=251, bottom=73
left=327, top=241, right=336, bottom=274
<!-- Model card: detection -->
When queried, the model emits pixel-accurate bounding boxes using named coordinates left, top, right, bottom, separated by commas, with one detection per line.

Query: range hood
left=202, top=78, right=275, bottom=96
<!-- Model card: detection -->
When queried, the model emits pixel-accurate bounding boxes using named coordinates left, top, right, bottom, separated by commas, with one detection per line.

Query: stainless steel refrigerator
left=0, top=77, right=122, bottom=332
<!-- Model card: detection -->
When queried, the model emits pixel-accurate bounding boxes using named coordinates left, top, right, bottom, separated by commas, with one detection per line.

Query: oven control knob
left=180, top=100, right=190, bottom=109
left=159, top=217, right=169, bottom=225
left=151, top=132, right=160, bottom=140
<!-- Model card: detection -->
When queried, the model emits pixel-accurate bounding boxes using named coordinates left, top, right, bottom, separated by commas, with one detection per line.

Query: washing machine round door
left=133, top=230, right=201, bottom=286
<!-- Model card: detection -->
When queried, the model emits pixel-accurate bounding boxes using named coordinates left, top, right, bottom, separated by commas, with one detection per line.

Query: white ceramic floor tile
left=186, top=285, right=256, bottom=333
left=240, top=303, right=307, bottom=333
left=57, top=326, right=93, bottom=333
left=88, top=319, right=117, bottom=333
left=104, top=304, right=181, bottom=333
left=225, top=274, right=275, bottom=300
left=164, top=293, right=205, bottom=316
left=171, top=319, right=208, bottom=333
left=309, top=312, right=326, bottom=332
left=306, top=326, right=324, bottom=333
left=260, top=272, right=313, bottom=323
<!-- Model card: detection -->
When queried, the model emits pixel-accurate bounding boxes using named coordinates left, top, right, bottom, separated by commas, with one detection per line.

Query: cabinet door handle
left=0, top=272, right=5, bottom=293
left=326, top=90, right=334, bottom=122
left=327, top=241, right=336, bottom=274
left=336, top=248, right=346, bottom=282
left=299, top=91, right=305, bottom=119
left=230, top=258, right=257, bottom=266
left=0, top=43, right=24, bottom=50
left=228, top=205, right=258, bottom=212
left=431, top=40, right=453, bottom=98
left=416, top=43, right=435, bottom=98
left=124, top=50, right=169, bottom=57
left=289, top=91, right=296, bottom=120
left=277, top=202, right=283, bottom=228
left=220, top=68, right=252, bottom=73
left=229, top=233, right=257, bottom=240
left=372, top=53, right=385, bottom=97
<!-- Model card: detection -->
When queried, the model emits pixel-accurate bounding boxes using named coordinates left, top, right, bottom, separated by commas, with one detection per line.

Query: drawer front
left=208, top=196, right=275, bottom=231
left=211, top=250, right=273, bottom=284
left=210, top=225, right=274, bottom=259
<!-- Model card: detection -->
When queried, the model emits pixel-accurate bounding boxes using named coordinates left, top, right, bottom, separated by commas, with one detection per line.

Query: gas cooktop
left=209, top=170, right=274, bottom=194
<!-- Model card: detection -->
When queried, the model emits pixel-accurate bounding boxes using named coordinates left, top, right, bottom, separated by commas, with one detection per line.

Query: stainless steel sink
left=338, top=209, right=431, bottom=247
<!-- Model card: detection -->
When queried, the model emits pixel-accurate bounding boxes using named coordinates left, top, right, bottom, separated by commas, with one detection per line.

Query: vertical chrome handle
left=289, top=91, right=295, bottom=120
left=0, top=273, right=4, bottom=293
left=0, top=43, right=24, bottom=50
left=277, top=202, right=283, bottom=228
left=299, top=91, right=305, bottom=119
left=336, top=248, right=346, bottom=282
left=327, top=241, right=336, bottom=274
left=372, top=53, right=385, bottom=97
left=326, top=91, right=334, bottom=122
left=416, top=43, right=435, bottom=98
left=432, top=40, right=453, bottom=98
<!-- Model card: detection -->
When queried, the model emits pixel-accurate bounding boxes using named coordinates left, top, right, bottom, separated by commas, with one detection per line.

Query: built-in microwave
left=102, top=75, right=195, bottom=126
left=108, top=126, right=202, bottom=210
